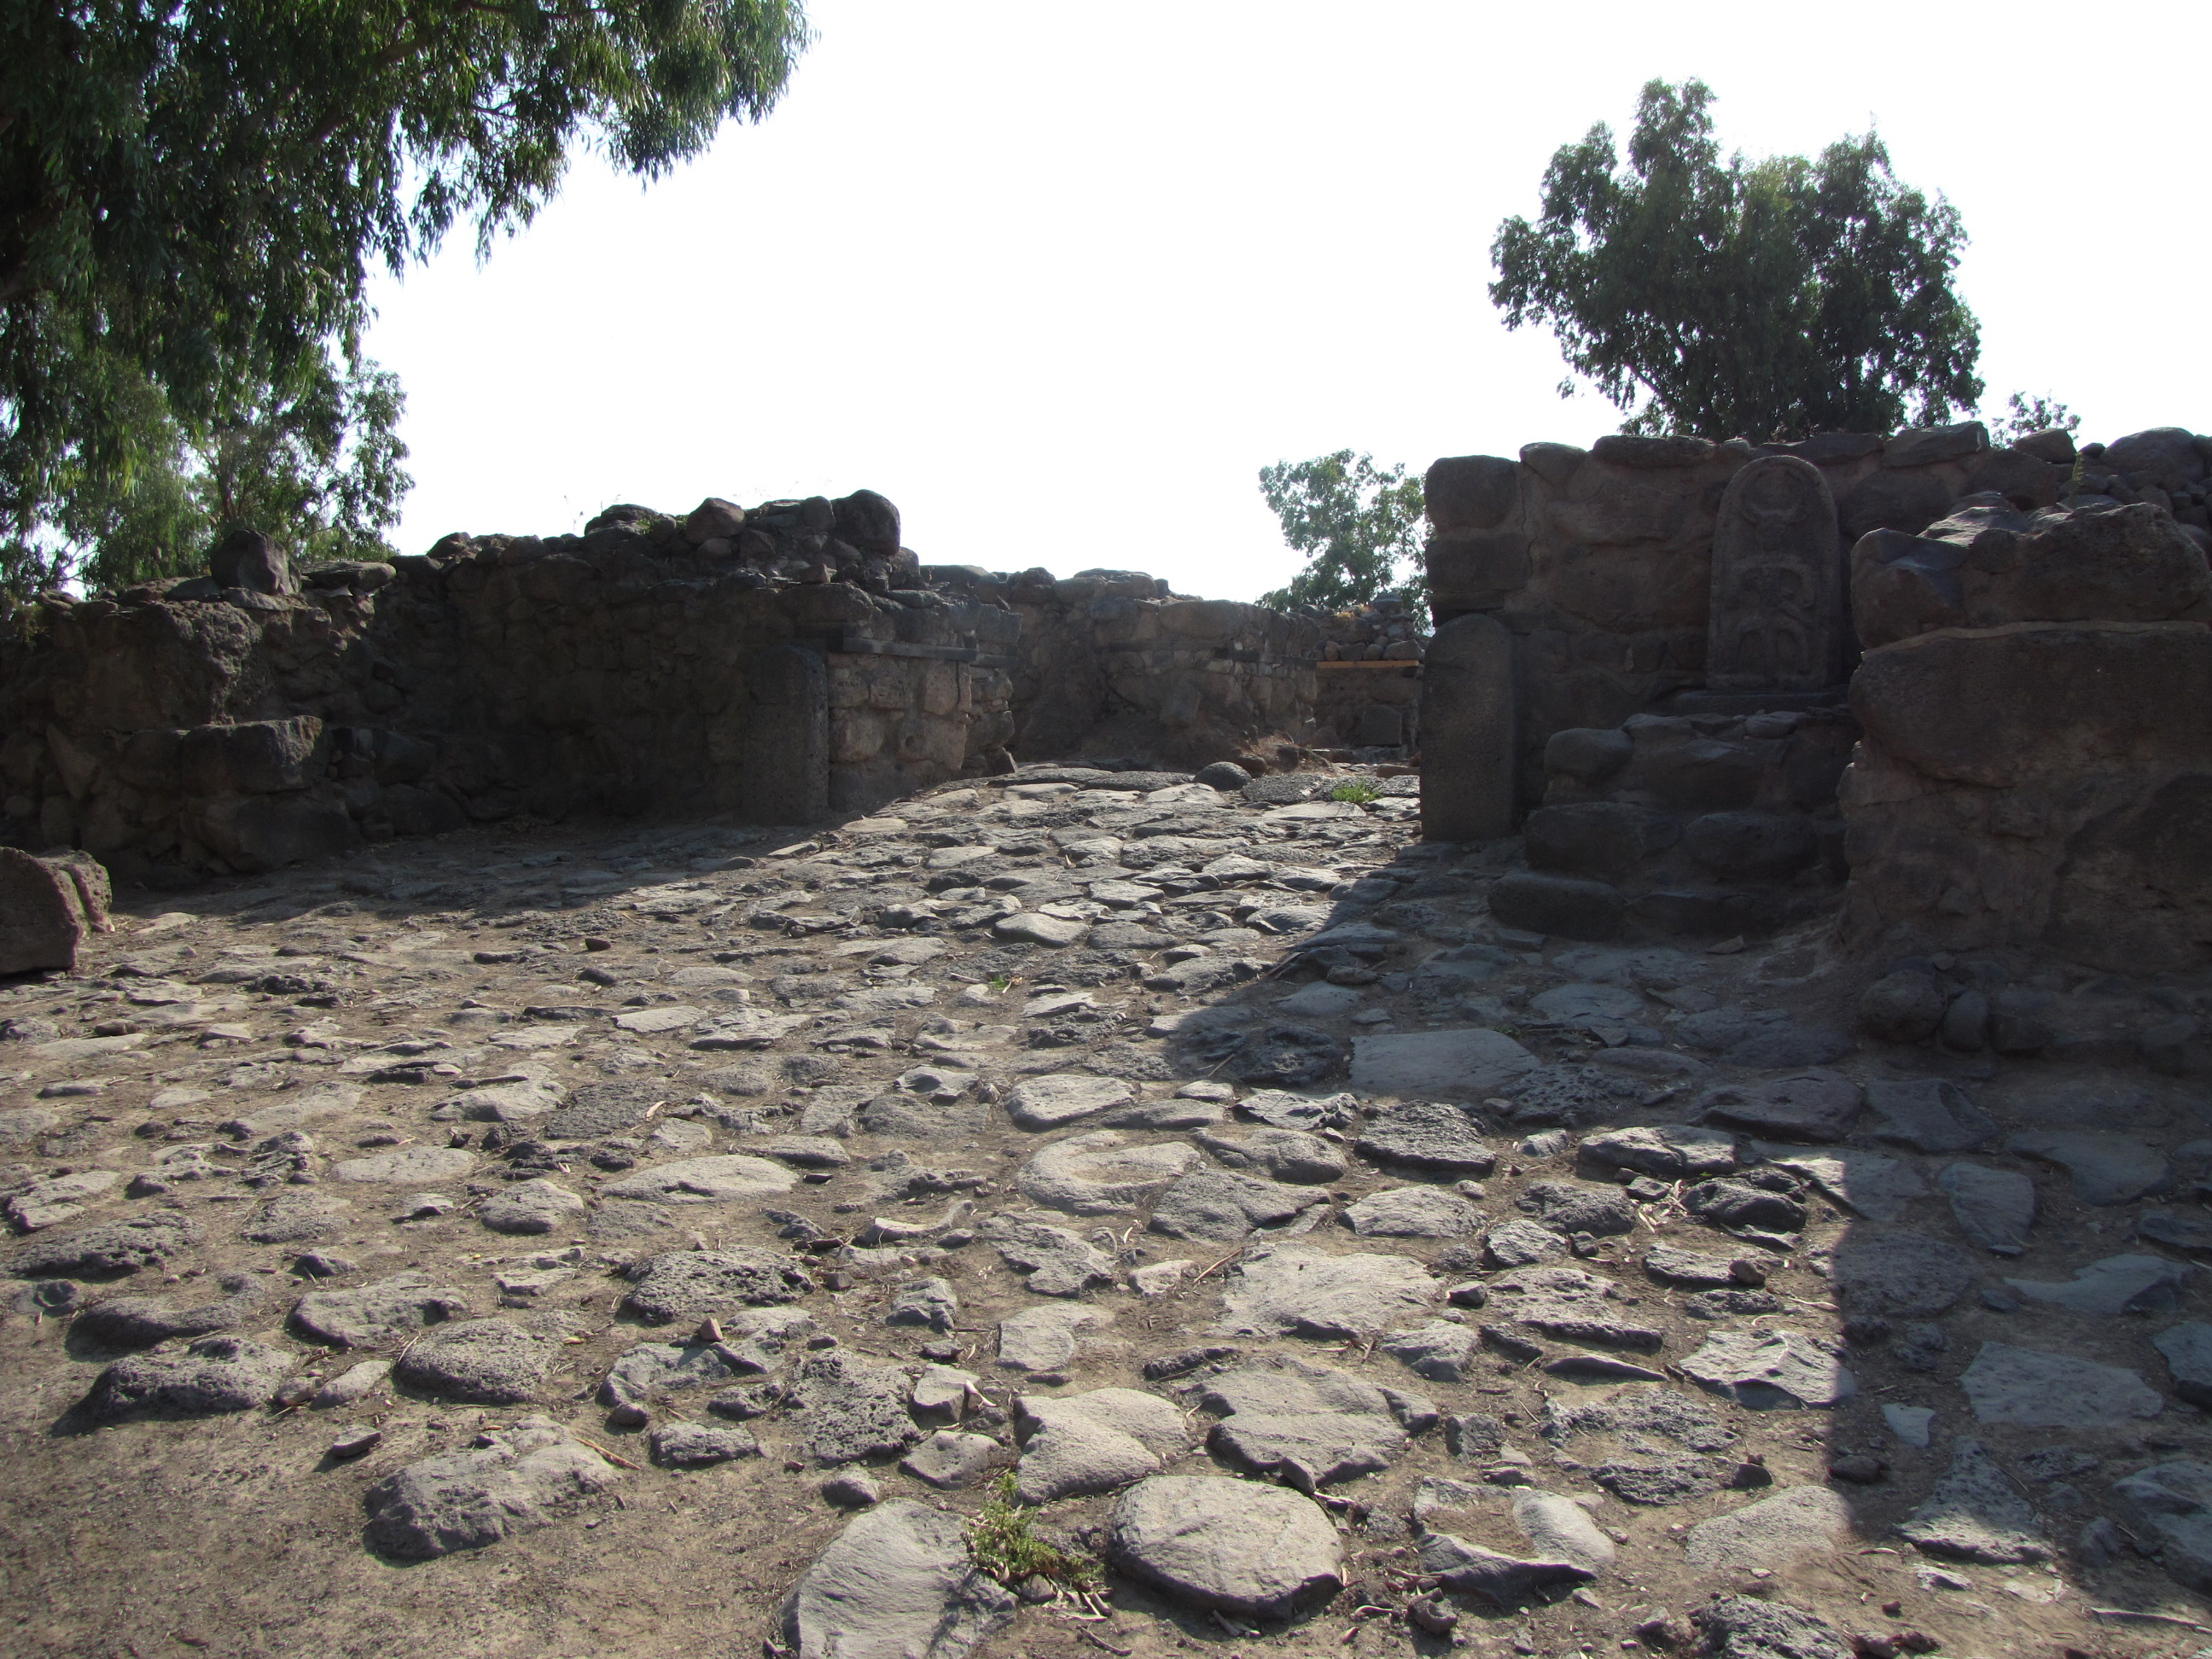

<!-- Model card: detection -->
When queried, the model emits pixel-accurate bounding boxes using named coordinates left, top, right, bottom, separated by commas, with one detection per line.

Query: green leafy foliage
left=1989, top=392, right=2080, bottom=445
left=966, top=1475, right=1102, bottom=1591
left=1490, top=79, right=1982, bottom=442
left=1258, top=451, right=1427, bottom=611
left=7, top=343, right=411, bottom=597
left=2, top=1, right=811, bottom=587
left=1328, top=779, right=1380, bottom=804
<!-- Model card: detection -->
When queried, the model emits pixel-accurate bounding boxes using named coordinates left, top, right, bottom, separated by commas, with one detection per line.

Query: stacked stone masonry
left=0, top=494, right=1330, bottom=880
left=1422, top=419, right=2212, bottom=971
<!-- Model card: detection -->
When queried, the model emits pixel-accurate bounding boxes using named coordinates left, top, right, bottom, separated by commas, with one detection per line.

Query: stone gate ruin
left=0, top=491, right=1324, bottom=886
left=4, top=418, right=2209, bottom=981
left=1418, top=419, right=2212, bottom=970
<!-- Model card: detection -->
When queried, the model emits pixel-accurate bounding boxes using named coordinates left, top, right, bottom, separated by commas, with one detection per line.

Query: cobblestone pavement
left=1, top=764, right=2206, bottom=1659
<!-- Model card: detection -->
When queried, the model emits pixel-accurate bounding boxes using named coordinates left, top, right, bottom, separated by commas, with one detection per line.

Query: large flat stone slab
left=364, top=1415, right=620, bottom=1560
left=1349, top=1028, right=1538, bottom=1100
left=1681, top=1329, right=1854, bottom=1409
left=1217, top=1246, right=1436, bottom=1340
left=1014, top=1387, right=1185, bottom=1502
left=1959, top=1342, right=2163, bottom=1427
left=2005, top=1131, right=2175, bottom=1206
left=1896, top=1438, right=2050, bottom=1563
left=1684, top=1486, right=1853, bottom=1570
left=1109, top=1476, right=1343, bottom=1619
left=598, top=1155, right=795, bottom=1203
left=779, top=1498, right=1016, bottom=1659
left=1199, top=1356, right=1409, bottom=1487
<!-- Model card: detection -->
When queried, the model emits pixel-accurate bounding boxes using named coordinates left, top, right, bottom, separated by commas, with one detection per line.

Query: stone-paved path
left=1, top=764, right=2208, bottom=1659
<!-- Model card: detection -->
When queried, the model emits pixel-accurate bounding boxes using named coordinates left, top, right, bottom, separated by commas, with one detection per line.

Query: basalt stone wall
left=0, top=492, right=1019, bottom=879
left=1423, top=420, right=2212, bottom=813
left=928, top=565, right=1322, bottom=768
left=1310, top=599, right=1424, bottom=752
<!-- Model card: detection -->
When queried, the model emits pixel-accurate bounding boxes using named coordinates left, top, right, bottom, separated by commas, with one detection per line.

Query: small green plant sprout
left=1329, top=779, right=1381, bottom=805
left=966, top=1475, right=1103, bottom=1592
left=988, top=975, right=1013, bottom=993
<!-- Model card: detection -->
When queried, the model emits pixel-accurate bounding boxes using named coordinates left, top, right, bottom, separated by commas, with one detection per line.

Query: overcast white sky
left=362, top=1, right=2211, bottom=601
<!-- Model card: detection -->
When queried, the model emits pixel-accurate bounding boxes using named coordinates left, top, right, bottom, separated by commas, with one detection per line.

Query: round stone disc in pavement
left=1109, top=1475, right=1344, bottom=1618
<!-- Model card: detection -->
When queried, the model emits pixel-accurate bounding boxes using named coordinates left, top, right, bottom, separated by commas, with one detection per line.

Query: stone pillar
left=1707, top=455, right=1845, bottom=692
left=741, top=644, right=830, bottom=824
left=1419, top=613, right=1516, bottom=841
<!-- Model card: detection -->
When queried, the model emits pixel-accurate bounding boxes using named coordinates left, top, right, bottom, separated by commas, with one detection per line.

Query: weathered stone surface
left=1684, top=1487, right=1853, bottom=1570
left=1216, top=1247, right=1435, bottom=1340
left=620, top=1249, right=812, bottom=1324
left=1831, top=1230, right=1972, bottom=1318
left=778, top=1498, right=1016, bottom=1659
left=789, top=1352, right=921, bottom=1464
left=2005, top=1131, right=2174, bottom=1206
left=1936, top=1162, right=2034, bottom=1254
left=1487, top=872, right=1624, bottom=941
left=742, top=644, right=829, bottom=824
left=1016, top=1131, right=1201, bottom=1216
left=479, top=1179, right=588, bottom=1235
left=1580, top=1124, right=1738, bottom=1179
left=1490, top=1265, right=1662, bottom=1351
left=293, top=1272, right=471, bottom=1348
left=1681, top=1330, right=1854, bottom=1409
left=1692, top=1595, right=1853, bottom=1659
left=2114, top=1460, right=2212, bottom=1592
left=1642, top=1247, right=1751, bottom=1289
left=0, top=847, right=112, bottom=974
left=1350, top=1028, right=1538, bottom=1102
left=1004, top=1074, right=1132, bottom=1130
left=1014, top=1387, right=1185, bottom=1501
left=996, top=1303, right=1109, bottom=1372
left=1697, top=1074, right=1860, bottom=1143
left=1193, top=1125, right=1344, bottom=1185
left=1842, top=621, right=2212, bottom=971
left=364, top=1415, right=619, bottom=1560
left=1753, top=1146, right=1929, bottom=1222
left=330, top=1146, right=478, bottom=1185
left=1109, top=1476, right=1343, bottom=1618
left=600, top=1340, right=746, bottom=1412
left=598, top=1155, right=797, bottom=1204
left=1541, top=1384, right=1738, bottom=1452
left=1854, top=499, right=2211, bottom=649
left=1354, top=1098, right=1500, bottom=1172
left=2005, top=1254, right=2192, bottom=1316
left=985, top=1216, right=1117, bottom=1296
left=1959, top=1342, right=2163, bottom=1427
left=1148, top=1167, right=1325, bottom=1242
left=1516, top=1179, right=1636, bottom=1237
left=1417, top=1531, right=1593, bottom=1603
left=650, top=1422, right=760, bottom=1467
left=1708, top=457, right=1843, bottom=693
left=81, top=1335, right=295, bottom=1420
left=1419, top=613, right=1516, bottom=841
left=1593, top=1457, right=1724, bottom=1506
left=1380, top=1321, right=1482, bottom=1383
left=1897, top=1438, right=2050, bottom=1563
left=1341, top=1185, right=1484, bottom=1237
left=2155, top=1323, right=2212, bottom=1407
left=74, top=1272, right=265, bottom=1349
left=1514, top=1488, right=1615, bottom=1572
left=1862, top=1078, right=1996, bottom=1152
left=1484, top=1217, right=1569, bottom=1268
left=11, top=1210, right=196, bottom=1278
left=1523, top=803, right=1679, bottom=879
left=1684, top=811, right=1819, bottom=880
left=899, top=1430, right=1005, bottom=1490
left=396, top=1318, right=562, bottom=1405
